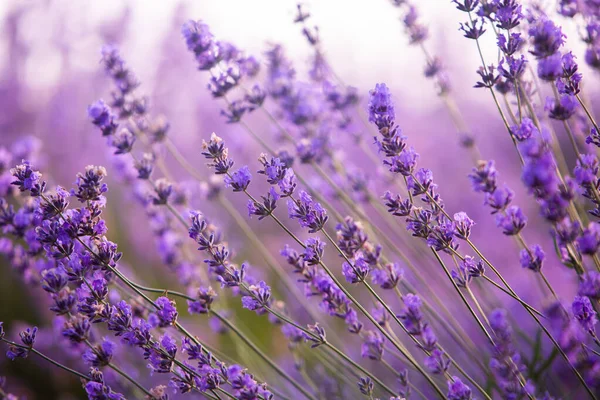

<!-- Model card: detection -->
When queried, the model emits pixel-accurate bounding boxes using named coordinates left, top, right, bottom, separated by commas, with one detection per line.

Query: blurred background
left=1, top=0, right=598, bottom=398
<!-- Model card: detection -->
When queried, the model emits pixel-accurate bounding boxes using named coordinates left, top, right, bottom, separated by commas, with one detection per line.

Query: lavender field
left=2, top=0, right=600, bottom=399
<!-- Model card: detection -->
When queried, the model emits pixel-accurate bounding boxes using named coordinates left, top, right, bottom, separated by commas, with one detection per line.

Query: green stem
left=0, top=338, right=90, bottom=381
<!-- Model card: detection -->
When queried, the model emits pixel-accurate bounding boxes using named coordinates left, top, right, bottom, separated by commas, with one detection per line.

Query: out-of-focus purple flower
left=152, top=178, right=172, bottom=205
left=579, top=272, right=600, bottom=299
left=83, top=339, right=115, bottom=367
left=110, top=128, right=135, bottom=154
left=469, top=160, right=497, bottom=193
left=221, top=101, right=247, bottom=124
left=537, top=53, right=563, bottom=81
left=342, top=253, right=370, bottom=284
left=447, top=377, right=473, bottom=400
left=360, top=330, right=384, bottom=360
left=519, top=245, right=545, bottom=272
left=425, top=348, right=450, bottom=375
left=511, top=118, right=538, bottom=142
left=6, top=326, right=37, bottom=360
left=572, top=296, right=597, bottom=333
left=88, top=100, right=118, bottom=137
left=484, top=186, right=514, bottom=214
left=587, top=128, right=600, bottom=149
left=577, top=223, right=600, bottom=255
left=399, top=294, right=423, bottom=334
left=495, top=206, right=527, bottom=236
left=545, top=95, right=577, bottom=121
left=528, top=19, right=565, bottom=59
left=370, top=262, right=403, bottom=289
left=368, top=83, right=395, bottom=130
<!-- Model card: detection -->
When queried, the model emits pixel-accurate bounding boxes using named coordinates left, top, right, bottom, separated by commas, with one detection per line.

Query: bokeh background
left=1, top=0, right=599, bottom=398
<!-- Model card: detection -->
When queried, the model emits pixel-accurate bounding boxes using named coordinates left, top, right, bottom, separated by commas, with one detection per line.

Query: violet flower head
left=387, top=147, right=419, bottom=177
left=342, top=253, right=370, bottom=284
left=287, top=190, right=328, bottom=233
left=11, top=161, right=46, bottom=197
left=242, top=281, right=272, bottom=313
left=572, top=296, right=597, bottom=333
left=6, top=326, right=37, bottom=360
left=495, top=205, right=527, bottom=236
left=494, top=0, right=522, bottom=30
left=303, top=237, right=325, bottom=266
left=459, top=18, right=486, bottom=40
left=400, top=293, right=423, bottom=334
left=447, top=377, right=473, bottom=400
left=224, top=166, right=252, bottom=192
left=511, top=118, right=538, bottom=142
left=484, top=186, right=514, bottom=214
left=83, top=339, right=115, bottom=367
left=545, top=94, right=577, bottom=121
left=528, top=19, right=565, bottom=59
left=497, top=32, right=524, bottom=57
left=181, top=20, right=220, bottom=70
left=453, top=212, right=474, bottom=240
left=586, top=128, right=600, bottom=149
left=469, top=160, right=497, bottom=193
left=371, top=262, right=403, bottom=289
left=152, top=178, right=172, bottom=205
left=537, top=53, right=563, bottom=81
left=580, top=272, right=600, bottom=299
left=202, top=133, right=234, bottom=175
left=360, top=330, right=384, bottom=360
left=425, top=348, right=450, bottom=375
left=72, top=165, right=108, bottom=202
left=88, top=100, right=118, bottom=137
left=150, top=296, right=178, bottom=327
left=519, top=245, right=545, bottom=272
left=368, top=83, right=395, bottom=131
left=110, top=128, right=135, bottom=155
left=188, top=286, right=217, bottom=315
left=577, top=223, right=600, bottom=255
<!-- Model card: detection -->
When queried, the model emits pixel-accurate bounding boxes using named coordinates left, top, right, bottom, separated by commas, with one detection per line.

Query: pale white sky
left=0, top=0, right=591, bottom=113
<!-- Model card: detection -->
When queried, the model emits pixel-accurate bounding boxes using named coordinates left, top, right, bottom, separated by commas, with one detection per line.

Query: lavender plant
left=5, top=1, right=600, bottom=399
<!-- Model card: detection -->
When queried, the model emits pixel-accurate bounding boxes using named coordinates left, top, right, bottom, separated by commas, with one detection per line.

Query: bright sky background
left=0, top=0, right=591, bottom=112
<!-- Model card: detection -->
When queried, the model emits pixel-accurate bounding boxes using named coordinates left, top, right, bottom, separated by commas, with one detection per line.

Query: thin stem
left=211, top=312, right=317, bottom=400
left=324, top=342, right=397, bottom=397
left=0, top=339, right=90, bottom=381
left=109, top=362, right=154, bottom=398
left=431, top=250, right=494, bottom=344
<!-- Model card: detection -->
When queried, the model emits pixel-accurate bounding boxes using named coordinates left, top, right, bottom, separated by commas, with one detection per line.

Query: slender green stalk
left=0, top=338, right=90, bottom=381
left=212, top=311, right=317, bottom=400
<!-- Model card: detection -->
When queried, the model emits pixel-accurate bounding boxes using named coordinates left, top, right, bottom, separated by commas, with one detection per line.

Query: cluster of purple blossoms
left=468, top=158, right=547, bottom=271
left=281, top=241, right=363, bottom=335
left=181, top=20, right=264, bottom=123
left=488, top=309, right=534, bottom=399
left=2, top=157, right=274, bottom=399
left=399, top=294, right=450, bottom=375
